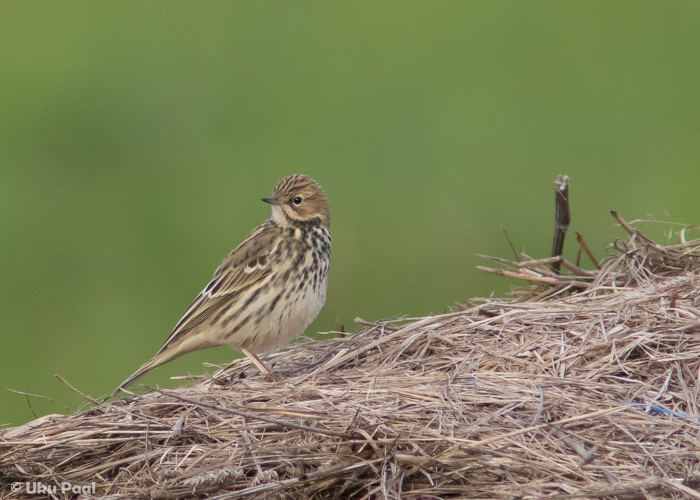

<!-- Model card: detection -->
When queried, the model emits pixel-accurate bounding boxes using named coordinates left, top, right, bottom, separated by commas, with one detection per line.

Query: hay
left=2, top=217, right=700, bottom=499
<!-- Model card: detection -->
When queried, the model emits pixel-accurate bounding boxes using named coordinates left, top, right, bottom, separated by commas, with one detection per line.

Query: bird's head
left=263, top=174, right=330, bottom=229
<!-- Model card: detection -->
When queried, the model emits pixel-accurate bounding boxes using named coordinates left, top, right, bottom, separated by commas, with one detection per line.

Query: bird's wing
left=156, top=222, right=283, bottom=353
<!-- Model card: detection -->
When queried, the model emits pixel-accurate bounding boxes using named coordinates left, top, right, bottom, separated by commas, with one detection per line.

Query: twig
left=501, top=225, right=520, bottom=262
left=477, top=266, right=590, bottom=289
left=663, top=478, right=700, bottom=500
left=611, top=210, right=636, bottom=236
left=575, top=245, right=582, bottom=267
left=517, top=256, right=561, bottom=269
left=575, top=232, right=600, bottom=269
left=25, top=390, right=37, bottom=419
left=560, top=258, right=596, bottom=276
left=55, top=374, right=100, bottom=405
left=6, top=388, right=73, bottom=412
left=611, top=211, right=659, bottom=247
left=551, top=175, right=571, bottom=273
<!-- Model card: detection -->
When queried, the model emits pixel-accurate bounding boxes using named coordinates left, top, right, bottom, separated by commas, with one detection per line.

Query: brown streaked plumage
left=111, top=174, right=331, bottom=397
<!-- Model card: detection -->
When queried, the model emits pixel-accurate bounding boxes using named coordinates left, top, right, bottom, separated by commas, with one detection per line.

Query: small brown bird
left=111, top=175, right=331, bottom=396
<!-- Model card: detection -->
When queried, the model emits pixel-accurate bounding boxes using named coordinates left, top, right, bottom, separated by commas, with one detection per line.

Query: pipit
left=111, top=174, right=331, bottom=396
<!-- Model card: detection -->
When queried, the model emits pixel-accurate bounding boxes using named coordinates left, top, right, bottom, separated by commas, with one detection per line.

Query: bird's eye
left=292, top=196, right=303, bottom=206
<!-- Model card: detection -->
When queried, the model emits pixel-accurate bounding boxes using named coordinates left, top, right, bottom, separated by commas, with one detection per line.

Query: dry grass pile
left=2, top=218, right=700, bottom=499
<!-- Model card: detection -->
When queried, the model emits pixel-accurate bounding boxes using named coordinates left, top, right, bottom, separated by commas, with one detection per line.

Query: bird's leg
left=240, top=348, right=278, bottom=382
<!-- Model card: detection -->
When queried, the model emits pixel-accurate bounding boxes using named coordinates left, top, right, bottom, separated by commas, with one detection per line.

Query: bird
left=111, top=174, right=331, bottom=397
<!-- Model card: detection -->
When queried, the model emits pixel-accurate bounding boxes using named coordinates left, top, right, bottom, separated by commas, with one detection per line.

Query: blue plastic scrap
left=621, top=400, right=699, bottom=421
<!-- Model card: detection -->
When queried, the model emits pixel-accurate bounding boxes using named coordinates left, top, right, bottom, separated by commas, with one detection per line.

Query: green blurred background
left=2, top=2, right=699, bottom=427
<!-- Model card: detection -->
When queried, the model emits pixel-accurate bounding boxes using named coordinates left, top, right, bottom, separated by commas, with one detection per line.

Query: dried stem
left=551, top=175, right=571, bottom=273
left=575, top=232, right=600, bottom=269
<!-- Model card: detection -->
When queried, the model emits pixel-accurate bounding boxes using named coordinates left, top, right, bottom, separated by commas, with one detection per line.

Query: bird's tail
left=110, top=347, right=184, bottom=398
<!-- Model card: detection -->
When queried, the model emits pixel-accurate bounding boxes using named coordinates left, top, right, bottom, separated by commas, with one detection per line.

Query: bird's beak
left=261, top=197, right=282, bottom=206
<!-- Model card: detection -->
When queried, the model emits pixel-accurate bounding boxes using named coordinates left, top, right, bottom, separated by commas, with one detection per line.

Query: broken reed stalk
left=550, top=175, right=571, bottom=274
left=484, top=192, right=698, bottom=297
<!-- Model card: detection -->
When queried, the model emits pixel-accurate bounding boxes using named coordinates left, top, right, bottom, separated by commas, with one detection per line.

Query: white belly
left=254, top=273, right=328, bottom=352
left=223, top=255, right=329, bottom=353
